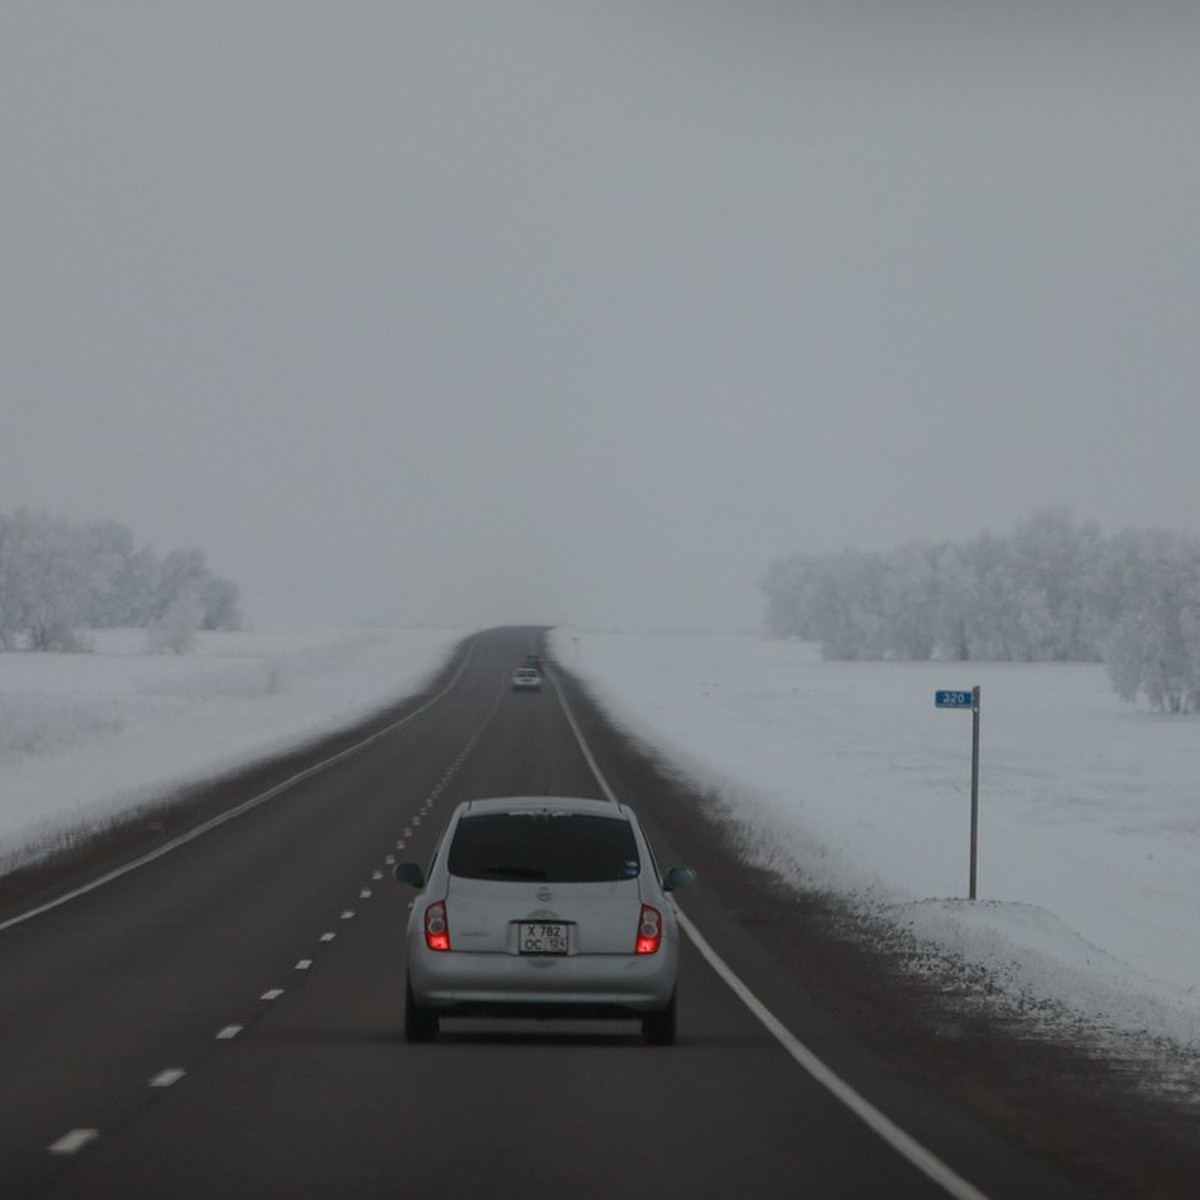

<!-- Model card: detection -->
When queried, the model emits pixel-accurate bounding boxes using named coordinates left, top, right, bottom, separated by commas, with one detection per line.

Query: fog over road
left=0, top=629, right=1087, bottom=1198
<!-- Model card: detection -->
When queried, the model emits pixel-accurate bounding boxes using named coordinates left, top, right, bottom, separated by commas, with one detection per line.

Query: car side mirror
left=393, top=862, right=426, bottom=888
left=662, top=866, right=696, bottom=892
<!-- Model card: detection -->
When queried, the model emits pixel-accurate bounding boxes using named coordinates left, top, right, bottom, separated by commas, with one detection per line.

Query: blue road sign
left=933, top=686, right=983, bottom=899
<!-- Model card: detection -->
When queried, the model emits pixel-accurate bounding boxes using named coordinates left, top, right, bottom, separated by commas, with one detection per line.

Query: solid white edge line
left=678, top=909, right=990, bottom=1200
left=547, top=669, right=616, bottom=807
left=0, top=636, right=478, bottom=934
left=550, top=660, right=991, bottom=1200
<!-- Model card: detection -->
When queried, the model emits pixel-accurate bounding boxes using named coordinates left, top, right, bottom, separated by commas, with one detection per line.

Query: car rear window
left=447, top=812, right=640, bottom=883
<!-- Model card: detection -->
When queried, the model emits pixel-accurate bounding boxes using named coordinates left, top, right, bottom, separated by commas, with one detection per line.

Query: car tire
left=405, top=978, right=439, bottom=1043
left=642, top=992, right=676, bottom=1046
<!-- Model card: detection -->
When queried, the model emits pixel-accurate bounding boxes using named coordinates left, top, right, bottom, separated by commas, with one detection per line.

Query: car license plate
left=518, top=922, right=569, bottom=955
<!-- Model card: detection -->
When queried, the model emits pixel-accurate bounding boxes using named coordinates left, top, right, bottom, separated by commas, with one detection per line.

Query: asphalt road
left=0, top=627, right=1087, bottom=1199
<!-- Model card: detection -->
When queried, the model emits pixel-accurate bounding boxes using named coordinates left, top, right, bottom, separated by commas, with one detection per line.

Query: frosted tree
left=878, top=543, right=938, bottom=659
left=0, top=508, right=241, bottom=649
left=146, top=588, right=204, bottom=654
left=1008, top=508, right=1106, bottom=660
left=801, top=551, right=887, bottom=659
left=1102, top=530, right=1200, bottom=712
left=151, top=549, right=209, bottom=623
left=198, top=573, right=241, bottom=631
left=958, top=533, right=1024, bottom=660
left=762, top=511, right=1200, bottom=708
left=0, top=509, right=87, bottom=649
left=78, top=520, right=137, bottom=628
left=761, top=556, right=811, bottom=638
left=149, top=548, right=241, bottom=631
left=930, top=543, right=976, bottom=660
left=114, top=546, right=164, bottom=627
left=0, top=512, right=16, bottom=649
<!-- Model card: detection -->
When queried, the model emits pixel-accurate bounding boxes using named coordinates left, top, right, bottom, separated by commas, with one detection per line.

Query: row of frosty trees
left=0, top=508, right=240, bottom=653
left=760, top=509, right=1200, bottom=713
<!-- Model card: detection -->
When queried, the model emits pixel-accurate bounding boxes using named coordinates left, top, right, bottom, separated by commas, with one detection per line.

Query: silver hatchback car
left=394, top=796, right=695, bottom=1044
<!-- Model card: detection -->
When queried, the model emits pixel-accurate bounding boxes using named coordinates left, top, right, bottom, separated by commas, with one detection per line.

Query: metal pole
left=969, top=685, right=981, bottom=900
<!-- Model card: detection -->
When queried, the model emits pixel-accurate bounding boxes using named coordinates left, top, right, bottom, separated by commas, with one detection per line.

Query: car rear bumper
left=408, top=945, right=677, bottom=1014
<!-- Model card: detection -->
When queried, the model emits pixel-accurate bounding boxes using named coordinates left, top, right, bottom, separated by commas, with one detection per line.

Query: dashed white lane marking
left=395, top=841, right=407, bottom=851
left=49, top=1129, right=98, bottom=1155
left=261, top=988, right=285, bottom=1000
left=295, top=959, right=313, bottom=971
left=319, top=932, right=336, bottom=942
left=340, top=909, right=355, bottom=920
left=216, top=1025, right=242, bottom=1040
left=372, top=870, right=384, bottom=880
left=149, top=1069, right=186, bottom=1088
left=402, top=827, right=413, bottom=838
left=385, top=855, right=396, bottom=865
left=359, top=888, right=373, bottom=899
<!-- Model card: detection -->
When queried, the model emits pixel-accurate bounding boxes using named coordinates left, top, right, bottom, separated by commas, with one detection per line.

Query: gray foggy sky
left=3, top=2, right=1198, bottom=631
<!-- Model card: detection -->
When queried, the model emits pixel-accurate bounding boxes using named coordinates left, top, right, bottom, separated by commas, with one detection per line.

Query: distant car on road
left=511, top=665, right=542, bottom=692
left=394, top=796, right=696, bottom=1043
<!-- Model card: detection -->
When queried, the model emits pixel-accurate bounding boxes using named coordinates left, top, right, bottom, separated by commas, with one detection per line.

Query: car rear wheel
left=405, top=978, right=439, bottom=1043
left=642, top=992, right=676, bottom=1045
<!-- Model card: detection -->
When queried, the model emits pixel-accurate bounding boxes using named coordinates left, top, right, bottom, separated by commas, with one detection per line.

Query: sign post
left=935, top=686, right=982, bottom=899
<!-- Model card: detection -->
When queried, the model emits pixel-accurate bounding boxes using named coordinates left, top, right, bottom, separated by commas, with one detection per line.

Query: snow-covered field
left=0, top=626, right=463, bottom=871
left=552, top=629, right=1200, bottom=1072
left=3, top=624, right=1198, bottom=1081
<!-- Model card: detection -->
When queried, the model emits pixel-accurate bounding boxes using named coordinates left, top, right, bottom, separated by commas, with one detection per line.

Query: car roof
left=458, top=796, right=628, bottom=819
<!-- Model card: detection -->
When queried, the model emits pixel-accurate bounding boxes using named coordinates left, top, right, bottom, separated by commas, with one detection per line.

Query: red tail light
left=635, top=904, right=662, bottom=955
left=424, top=901, right=451, bottom=952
